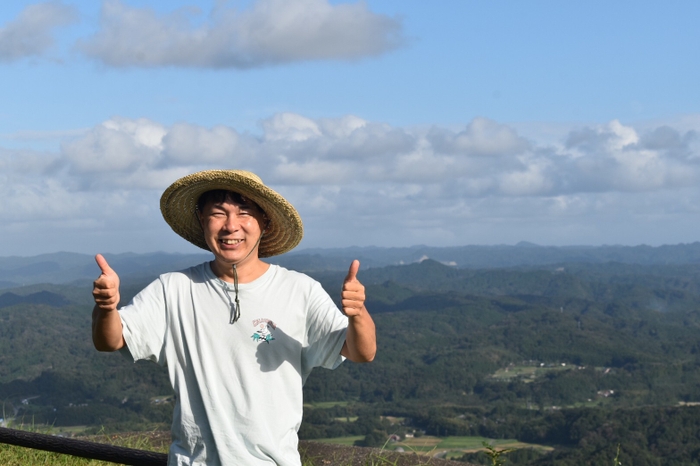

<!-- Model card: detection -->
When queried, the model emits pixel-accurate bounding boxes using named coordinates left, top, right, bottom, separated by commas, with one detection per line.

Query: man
left=92, top=169, right=376, bottom=465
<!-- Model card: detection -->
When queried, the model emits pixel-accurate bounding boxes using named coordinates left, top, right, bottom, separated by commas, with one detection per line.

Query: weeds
left=613, top=443, right=622, bottom=466
left=0, top=426, right=168, bottom=466
left=299, top=435, right=446, bottom=466
left=481, top=441, right=515, bottom=466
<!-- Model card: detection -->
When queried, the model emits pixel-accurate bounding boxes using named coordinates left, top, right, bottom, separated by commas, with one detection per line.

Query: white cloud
left=3, top=113, right=700, bottom=253
left=0, top=2, right=77, bottom=61
left=564, top=120, right=700, bottom=193
left=0, top=147, right=58, bottom=175
left=427, top=117, right=530, bottom=157
left=262, top=113, right=322, bottom=142
left=317, top=115, right=367, bottom=139
left=499, top=159, right=553, bottom=196
left=273, top=160, right=352, bottom=184
left=76, top=0, right=404, bottom=68
left=15, top=113, right=700, bottom=196
left=13, top=113, right=700, bottom=197
left=163, top=123, right=242, bottom=164
left=61, top=118, right=165, bottom=180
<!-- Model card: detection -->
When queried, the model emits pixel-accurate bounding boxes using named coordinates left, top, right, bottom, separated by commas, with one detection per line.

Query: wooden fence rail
left=0, top=427, right=167, bottom=465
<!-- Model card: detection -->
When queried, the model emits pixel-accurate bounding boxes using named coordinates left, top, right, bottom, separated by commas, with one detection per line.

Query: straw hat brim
left=160, top=170, right=303, bottom=258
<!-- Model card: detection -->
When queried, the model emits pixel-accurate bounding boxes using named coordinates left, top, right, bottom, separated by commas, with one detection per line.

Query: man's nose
left=224, top=214, right=241, bottom=231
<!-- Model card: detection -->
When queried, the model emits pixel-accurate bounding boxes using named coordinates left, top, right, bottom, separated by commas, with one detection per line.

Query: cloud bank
left=0, top=1, right=77, bottom=61
left=76, top=0, right=404, bottom=68
left=1, top=0, right=403, bottom=67
left=2, top=114, right=699, bottom=253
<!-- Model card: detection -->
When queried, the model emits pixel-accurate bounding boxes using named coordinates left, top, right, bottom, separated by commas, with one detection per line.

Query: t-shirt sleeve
left=118, top=277, right=168, bottom=365
left=301, top=281, right=348, bottom=380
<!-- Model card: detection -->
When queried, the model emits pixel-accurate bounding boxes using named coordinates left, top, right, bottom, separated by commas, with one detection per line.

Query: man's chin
left=217, top=249, right=257, bottom=264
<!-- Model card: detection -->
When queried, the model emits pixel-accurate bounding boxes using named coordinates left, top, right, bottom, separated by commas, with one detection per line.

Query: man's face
left=198, top=196, right=266, bottom=266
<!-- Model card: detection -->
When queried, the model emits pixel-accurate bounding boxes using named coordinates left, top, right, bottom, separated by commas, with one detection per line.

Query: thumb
left=95, top=254, right=114, bottom=276
left=344, top=260, right=360, bottom=283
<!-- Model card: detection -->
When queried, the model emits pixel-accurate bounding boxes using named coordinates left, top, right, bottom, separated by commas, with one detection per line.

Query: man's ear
left=263, top=215, right=271, bottom=232
left=195, top=208, right=205, bottom=230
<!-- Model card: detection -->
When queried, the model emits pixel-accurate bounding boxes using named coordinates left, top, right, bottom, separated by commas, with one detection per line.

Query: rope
left=0, top=427, right=167, bottom=465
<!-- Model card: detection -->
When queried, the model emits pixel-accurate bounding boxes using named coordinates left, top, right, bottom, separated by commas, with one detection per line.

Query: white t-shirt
left=118, top=262, right=348, bottom=466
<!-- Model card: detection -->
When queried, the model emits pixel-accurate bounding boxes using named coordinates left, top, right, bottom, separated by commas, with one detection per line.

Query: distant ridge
left=279, top=242, right=700, bottom=271
left=515, top=241, right=541, bottom=248
left=0, top=290, right=70, bottom=308
left=0, top=251, right=210, bottom=288
left=1, top=243, right=700, bottom=286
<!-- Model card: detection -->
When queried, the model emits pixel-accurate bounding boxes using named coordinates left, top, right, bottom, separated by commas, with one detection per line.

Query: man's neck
left=210, top=258, right=269, bottom=284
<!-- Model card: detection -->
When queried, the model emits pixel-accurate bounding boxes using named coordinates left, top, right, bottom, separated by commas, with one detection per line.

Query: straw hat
left=160, top=170, right=303, bottom=258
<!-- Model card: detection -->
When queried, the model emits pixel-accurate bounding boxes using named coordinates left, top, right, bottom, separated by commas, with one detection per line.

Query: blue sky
left=1, top=0, right=700, bottom=256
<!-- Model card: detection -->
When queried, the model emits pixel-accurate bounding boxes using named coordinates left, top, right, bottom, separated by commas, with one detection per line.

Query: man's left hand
left=341, top=260, right=366, bottom=317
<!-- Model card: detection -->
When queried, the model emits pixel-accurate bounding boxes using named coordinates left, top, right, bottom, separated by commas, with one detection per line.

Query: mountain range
left=2, top=242, right=700, bottom=288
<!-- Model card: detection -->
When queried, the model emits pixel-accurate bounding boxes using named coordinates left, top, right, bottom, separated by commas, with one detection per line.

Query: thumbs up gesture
left=339, top=260, right=375, bottom=363
left=341, top=260, right=366, bottom=318
left=92, top=254, right=121, bottom=312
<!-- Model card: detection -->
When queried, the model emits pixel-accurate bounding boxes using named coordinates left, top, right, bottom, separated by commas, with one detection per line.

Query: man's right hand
left=93, top=254, right=120, bottom=312
left=92, top=254, right=125, bottom=351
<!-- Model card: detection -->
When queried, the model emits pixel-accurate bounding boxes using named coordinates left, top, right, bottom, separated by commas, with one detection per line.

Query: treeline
left=303, top=283, right=700, bottom=408
left=0, top=367, right=171, bottom=432
left=300, top=403, right=700, bottom=465
left=454, top=405, right=700, bottom=465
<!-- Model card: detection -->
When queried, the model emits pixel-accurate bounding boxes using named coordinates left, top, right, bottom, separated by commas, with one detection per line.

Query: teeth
left=221, top=239, right=242, bottom=245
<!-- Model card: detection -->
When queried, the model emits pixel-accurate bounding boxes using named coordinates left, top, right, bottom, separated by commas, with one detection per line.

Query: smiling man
left=91, top=169, right=376, bottom=466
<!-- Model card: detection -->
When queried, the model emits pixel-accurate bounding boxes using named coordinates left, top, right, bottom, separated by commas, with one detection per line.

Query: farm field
left=312, top=434, right=553, bottom=459
left=312, top=435, right=364, bottom=446
left=394, top=435, right=552, bottom=458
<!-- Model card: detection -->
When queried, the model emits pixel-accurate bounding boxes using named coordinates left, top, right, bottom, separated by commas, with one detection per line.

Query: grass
left=2, top=432, right=425, bottom=466
left=436, top=436, right=512, bottom=449
left=334, top=416, right=360, bottom=422
left=304, top=400, right=352, bottom=409
left=490, top=363, right=595, bottom=383
left=301, top=437, right=446, bottom=466
left=313, top=435, right=365, bottom=446
left=1, top=429, right=556, bottom=466
left=312, top=433, right=552, bottom=451
left=0, top=426, right=169, bottom=466
left=0, top=443, right=123, bottom=466
left=390, top=435, right=554, bottom=464
left=310, top=434, right=554, bottom=464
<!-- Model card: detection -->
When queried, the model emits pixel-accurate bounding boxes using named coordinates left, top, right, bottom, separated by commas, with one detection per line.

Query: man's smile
left=220, top=239, right=244, bottom=245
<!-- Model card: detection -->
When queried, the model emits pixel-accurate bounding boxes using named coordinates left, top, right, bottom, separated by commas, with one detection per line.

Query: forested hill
left=304, top=259, right=700, bottom=401
left=3, top=257, right=700, bottom=403
left=2, top=242, right=700, bottom=287
left=3, top=252, right=700, bottom=464
left=310, top=258, right=700, bottom=316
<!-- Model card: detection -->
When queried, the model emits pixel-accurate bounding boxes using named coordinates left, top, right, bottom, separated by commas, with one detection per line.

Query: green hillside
left=3, top=258, right=700, bottom=464
left=304, top=261, right=700, bottom=406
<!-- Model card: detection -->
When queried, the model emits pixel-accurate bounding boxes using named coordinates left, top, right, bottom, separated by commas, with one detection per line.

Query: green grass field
left=490, top=363, right=592, bottom=382
left=0, top=444, right=119, bottom=466
left=313, top=434, right=553, bottom=458
left=313, top=435, right=365, bottom=446
left=303, top=400, right=352, bottom=409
